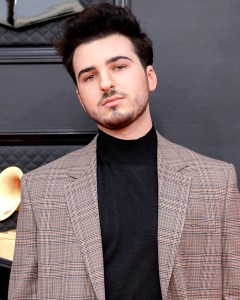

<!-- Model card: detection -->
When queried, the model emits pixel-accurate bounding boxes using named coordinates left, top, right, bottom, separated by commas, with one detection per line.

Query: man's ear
left=76, top=89, right=86, bottom=111
left=146, top=65, right=157, bottom=92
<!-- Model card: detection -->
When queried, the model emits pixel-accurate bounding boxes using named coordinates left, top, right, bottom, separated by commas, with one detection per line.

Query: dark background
left=0, top=0, right=239, bottom=187
left=132, top=0, right=240, bottom=186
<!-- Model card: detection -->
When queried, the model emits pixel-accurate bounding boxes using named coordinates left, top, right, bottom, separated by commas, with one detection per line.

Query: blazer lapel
left=65, top=138, right=105, bottom=300
left=64, top=133, right=191, bottom=299
left=156, top=134, right=191, bottom=299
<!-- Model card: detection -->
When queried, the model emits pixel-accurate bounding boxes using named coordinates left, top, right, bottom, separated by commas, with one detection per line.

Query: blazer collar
left=68, top=136, right=98, bottom=179
left=66, top=136, right=106, bottom=300
left=66, top=132, right=191, bottom=300
left=156, top=133, right=191, bottom=298
left=67, top=132, right=189, bottom=176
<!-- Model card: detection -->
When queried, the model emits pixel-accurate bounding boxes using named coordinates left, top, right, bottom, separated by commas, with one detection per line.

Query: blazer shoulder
left=157, top=132, right=229, bottom=167
left=157, top=132, right=235, bottom=185
left=24, top=136, right=97, bottom=180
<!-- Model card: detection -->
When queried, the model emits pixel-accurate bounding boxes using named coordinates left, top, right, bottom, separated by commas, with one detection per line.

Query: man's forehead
left=73, top=34, right=137, bottom=68
left=74, top=34, right=135, bottom=57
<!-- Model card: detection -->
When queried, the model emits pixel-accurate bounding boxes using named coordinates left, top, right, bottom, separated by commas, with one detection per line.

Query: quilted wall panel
left=0, top=144, right=82, bottom=174
left=0, top=0, right=114, bottom=46
left=0, top=18, right=65, bottom=46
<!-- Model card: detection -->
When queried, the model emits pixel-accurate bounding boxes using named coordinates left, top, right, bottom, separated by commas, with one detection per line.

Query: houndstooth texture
left=8, top=134, right=240, bottom=299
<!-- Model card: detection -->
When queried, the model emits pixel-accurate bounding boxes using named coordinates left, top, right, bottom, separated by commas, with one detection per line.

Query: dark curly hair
left=53, top=3, right=153, bottom=85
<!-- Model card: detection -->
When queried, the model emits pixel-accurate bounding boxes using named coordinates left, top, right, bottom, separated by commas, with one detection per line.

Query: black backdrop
left=133, top=0, right=240, bottom=187
left=0, top=0, right=239, bottom=187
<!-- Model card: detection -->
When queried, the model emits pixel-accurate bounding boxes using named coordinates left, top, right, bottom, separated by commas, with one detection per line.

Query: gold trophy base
left=0, top=229, right=16, bottom=261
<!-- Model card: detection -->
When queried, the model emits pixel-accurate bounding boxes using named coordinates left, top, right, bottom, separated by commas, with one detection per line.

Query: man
left=9, top=3, right=240, bottom=300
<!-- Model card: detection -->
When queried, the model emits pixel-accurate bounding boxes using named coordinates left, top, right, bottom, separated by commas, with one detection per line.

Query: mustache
left=98, top=89, right=127, bottom=105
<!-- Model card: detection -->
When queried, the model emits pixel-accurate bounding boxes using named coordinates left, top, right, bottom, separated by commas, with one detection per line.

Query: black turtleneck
left=97, top=126, right=162, bottom=300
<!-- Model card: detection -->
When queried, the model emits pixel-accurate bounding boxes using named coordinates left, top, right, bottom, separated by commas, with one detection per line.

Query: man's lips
left=102, top=96, right=124, bottom=108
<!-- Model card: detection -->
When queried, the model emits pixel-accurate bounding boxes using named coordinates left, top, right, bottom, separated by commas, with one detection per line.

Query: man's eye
left=114, top=65, right=126, bottom=70
left=85, top=74, right=95, bottom=81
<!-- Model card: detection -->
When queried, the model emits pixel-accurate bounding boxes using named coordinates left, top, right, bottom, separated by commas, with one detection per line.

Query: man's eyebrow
left=77, top=56, right=132, bottom=80
left=106, top=56, right=133, bottom=64
left=77, top=66, right=96, bottom=81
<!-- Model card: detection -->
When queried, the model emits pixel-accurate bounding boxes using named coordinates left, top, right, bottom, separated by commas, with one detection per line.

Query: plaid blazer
left=9, top=133, right=240, bottom=299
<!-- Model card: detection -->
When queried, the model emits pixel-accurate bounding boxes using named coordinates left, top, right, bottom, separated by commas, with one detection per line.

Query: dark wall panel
left=132, top=0, right=240, bottom=185
left=0, top=64, right=96, bottom=132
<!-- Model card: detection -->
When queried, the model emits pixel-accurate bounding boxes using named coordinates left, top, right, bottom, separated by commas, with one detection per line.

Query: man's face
left=73, top=33, right=157, bottom=131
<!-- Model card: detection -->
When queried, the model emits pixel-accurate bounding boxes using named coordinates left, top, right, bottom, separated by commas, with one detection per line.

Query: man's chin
left=97, top=115, right=135, bottom=131
left=99, top=121, right=132, bottom=131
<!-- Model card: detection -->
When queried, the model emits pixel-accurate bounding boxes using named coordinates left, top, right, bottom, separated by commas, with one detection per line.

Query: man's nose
left=99, top=72, right=114, bottom=91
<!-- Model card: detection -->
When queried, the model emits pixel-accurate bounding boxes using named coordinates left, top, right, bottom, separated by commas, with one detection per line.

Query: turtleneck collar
left=97, top=126, right=157, bottom=164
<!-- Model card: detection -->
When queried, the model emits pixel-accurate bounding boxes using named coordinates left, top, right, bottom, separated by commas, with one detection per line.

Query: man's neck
left=98, top=112, right=153, bottom=140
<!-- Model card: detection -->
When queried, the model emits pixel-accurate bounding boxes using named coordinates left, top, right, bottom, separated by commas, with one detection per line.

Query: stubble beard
left=86, top=90, right=150, bottom=130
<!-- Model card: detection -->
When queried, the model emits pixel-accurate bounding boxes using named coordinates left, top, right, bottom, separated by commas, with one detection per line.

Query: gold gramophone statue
left=0, top=166, right=23, bottom=261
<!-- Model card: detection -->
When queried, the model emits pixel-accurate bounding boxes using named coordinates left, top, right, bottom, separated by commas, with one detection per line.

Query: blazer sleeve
left=8, top=176, right=38, bottom=299
left=222, top=164, right=240, bottom=299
